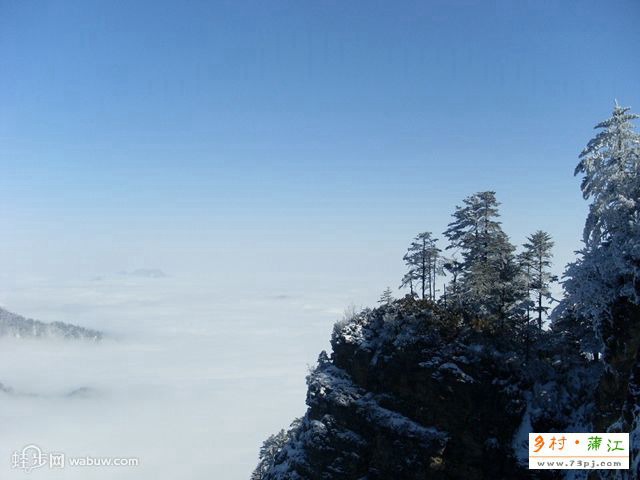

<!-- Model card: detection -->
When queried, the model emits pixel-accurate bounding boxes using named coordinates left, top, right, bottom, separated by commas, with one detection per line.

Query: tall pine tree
left=444, top=191, right=526, bottom=327
left=378, top=287, right=394, bottom=305
left=401, top=232, right=442, bottom=301
left=557, top=103, right=640, bottom=432
left=561, top=103, right=640, bottom=339
left=522, top=231, right=557, bottom=330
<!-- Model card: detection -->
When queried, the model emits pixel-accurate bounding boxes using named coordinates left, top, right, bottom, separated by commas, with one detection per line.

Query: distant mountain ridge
left=0, top=307, right=102, bottom=340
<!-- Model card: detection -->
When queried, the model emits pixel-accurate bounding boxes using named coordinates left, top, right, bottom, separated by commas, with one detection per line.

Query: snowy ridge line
left=0, top=307, right=102, bottom=341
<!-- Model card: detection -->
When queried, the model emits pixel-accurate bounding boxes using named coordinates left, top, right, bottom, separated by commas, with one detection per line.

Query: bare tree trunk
left=525, top=318, right=530, bottom=362
left=429, top=258, right=435, bottom=301
left=421, top=239, right=427, bottom=300
left=538, top=253, right=543, bottom=330
left=538, top=291, right=543, bottom=330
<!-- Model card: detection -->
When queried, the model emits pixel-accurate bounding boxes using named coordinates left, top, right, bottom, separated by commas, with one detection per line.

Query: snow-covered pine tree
left=444, top=191, right=526, bottom=327
left=251, top=429, right=289, bottom=480
left=522, top=231, right=557, bottom=330
left=492, top=243, right=528, bottom=330
left=562, top=103, right=640, bottom=344
left=559, top=103, right=640, bottom=433
left=251, top=419, right=302, bottom=480
left=378, top=287, right=394, bottom=305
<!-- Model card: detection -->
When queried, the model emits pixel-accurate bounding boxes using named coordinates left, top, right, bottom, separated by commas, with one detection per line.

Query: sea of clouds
left=0, top=271, right=372, bottom=479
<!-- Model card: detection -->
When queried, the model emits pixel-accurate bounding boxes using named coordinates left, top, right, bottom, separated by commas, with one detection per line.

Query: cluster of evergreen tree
left=391, top=102, right=640, bottom=364
left=398, top=191, right=555, bottom=343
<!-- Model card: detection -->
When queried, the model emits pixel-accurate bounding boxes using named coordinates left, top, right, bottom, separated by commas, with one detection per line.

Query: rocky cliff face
left=253, top=298, right=639, bottom=480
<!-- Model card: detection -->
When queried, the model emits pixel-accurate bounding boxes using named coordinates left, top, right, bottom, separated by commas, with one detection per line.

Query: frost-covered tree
left=251, top=430, right=289, bottom=479
left=444, top=191, right=502, bottom=261
left=493, top=246, right=528, bottom=328
left=251, top=419, right=302, bottom=480
left=444, top=191, right=526, bottom=326
left=522, top=231, right=557, bottom=330
left=378, top=287, right=394, bottom=305
left=401, top=232, right=442, bottom=300
left=561, top=103, right=640, bottom=342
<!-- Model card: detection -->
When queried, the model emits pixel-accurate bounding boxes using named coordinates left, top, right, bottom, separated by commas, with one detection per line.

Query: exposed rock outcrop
left=253, top=296, right=640, bottom=479
left=256, top=300, right=542, bottom=479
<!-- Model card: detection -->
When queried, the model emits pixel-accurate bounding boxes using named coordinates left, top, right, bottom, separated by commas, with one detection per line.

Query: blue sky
left=1, top=0, right=639, bottom=299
